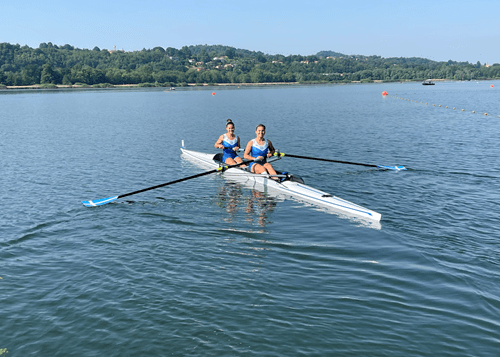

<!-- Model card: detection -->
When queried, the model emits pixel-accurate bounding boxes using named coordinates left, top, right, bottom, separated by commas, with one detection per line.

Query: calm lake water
left=1, top=81, right=499, bottom=356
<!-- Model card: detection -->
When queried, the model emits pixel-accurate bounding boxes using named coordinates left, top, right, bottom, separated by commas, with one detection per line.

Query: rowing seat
left=212, top=153, right=223, bottom=163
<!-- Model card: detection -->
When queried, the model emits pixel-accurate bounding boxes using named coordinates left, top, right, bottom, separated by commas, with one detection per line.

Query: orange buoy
left=382, top=91, right=387, bottom=96
left=212, top=92, right=215, bottom=96
left=491, top=85, right=494, bottom=87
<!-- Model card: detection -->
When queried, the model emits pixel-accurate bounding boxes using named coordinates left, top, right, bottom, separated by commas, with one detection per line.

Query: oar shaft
left=281, top=153, right=378, bottom=168
left=84, top=159, right=251, bottom=207
left=118, top=169, right=217, bottom=199
left=118, top=159, right=250, bottom=199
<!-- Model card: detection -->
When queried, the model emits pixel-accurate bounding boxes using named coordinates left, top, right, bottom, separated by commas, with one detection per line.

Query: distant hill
left=188, top=45, right=263, bottom=58
left=0, top=42, right=498, bottom=87
left=316, top=50, right=346, bottom=58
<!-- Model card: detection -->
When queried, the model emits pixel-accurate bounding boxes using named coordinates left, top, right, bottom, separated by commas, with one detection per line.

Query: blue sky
left=2, top=0, right=499, bottom=64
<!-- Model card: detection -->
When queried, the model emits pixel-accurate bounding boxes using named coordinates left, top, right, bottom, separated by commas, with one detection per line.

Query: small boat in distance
left=422, top=79, right=435, bottom=85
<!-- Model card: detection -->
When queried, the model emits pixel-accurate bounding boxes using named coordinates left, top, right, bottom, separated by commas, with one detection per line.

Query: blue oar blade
left=82, top=195, right=119, bottom=207
left=377, top=165, right=407, bottom=171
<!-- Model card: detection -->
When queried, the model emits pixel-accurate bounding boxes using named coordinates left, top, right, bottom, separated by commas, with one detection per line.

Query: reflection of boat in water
left=217, top=182, right=243, bottom=220
left=217, top=182, right=277, bottom=227
left=181, top=144, right=381, bottom=228
left=245, top=190, right=277, bottom=227
left=422, top=79, right=435, bottom=85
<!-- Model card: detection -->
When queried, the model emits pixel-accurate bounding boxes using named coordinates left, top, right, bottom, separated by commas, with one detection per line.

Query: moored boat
left=181, top=144, right=382, bottom=223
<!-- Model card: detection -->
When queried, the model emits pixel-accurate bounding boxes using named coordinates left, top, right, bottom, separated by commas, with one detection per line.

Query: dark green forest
left=1, top=42, right=499, bottom=88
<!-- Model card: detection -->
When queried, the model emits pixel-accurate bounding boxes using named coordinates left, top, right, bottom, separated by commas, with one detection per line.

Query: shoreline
left=0, top=82, right=301, bottom=90
left=0, top=79, right=489, bottom=91
left=1, top=84, right=139, bottom=90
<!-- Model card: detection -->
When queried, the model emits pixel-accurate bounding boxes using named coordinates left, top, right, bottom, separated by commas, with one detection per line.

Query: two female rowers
left=214, top=120, right=278, bottom=179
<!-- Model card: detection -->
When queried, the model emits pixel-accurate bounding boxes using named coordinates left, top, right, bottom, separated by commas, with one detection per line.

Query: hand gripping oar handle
left=221, top=146, right=243, bottom=152
left=83, top=159, right=251, bottom=207
left=275, top=152, right=406, bottom=171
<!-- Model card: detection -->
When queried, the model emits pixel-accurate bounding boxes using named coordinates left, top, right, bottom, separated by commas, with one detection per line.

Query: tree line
left=1, top=42, right=499, bottom=87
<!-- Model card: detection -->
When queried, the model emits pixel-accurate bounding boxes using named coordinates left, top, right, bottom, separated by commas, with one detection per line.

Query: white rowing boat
left=180, top=144, right=382, bottom=223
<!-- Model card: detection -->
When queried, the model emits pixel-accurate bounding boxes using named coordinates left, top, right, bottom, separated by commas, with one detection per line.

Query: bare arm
left=244, top=140, right=254, bottom=160
left=235, top=136, right=241, bottom=151
left=214, top=135, right=224, bottom=149
left=267, top=140, right=275, bottom=157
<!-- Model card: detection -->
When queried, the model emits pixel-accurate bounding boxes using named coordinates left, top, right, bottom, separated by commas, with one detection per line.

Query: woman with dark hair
left=214, top=119, right=244, bottom=165
left=244, top=124, right=278, bottom=179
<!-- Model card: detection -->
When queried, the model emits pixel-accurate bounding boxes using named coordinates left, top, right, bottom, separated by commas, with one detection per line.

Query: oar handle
left=221, top=146, right=242, bottom=152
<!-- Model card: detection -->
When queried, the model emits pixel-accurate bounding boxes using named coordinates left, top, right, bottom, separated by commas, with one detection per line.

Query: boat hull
left=181, top=148, right=382, bottom=223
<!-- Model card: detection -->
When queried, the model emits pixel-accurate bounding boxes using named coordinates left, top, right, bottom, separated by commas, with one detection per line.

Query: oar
left=275, top=152, right=406, bottom=171
left=82, top=159, right=251, bottom=207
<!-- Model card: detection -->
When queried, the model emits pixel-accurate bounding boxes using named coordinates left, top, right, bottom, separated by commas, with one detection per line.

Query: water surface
left=1, top=82, right=499, bottom=356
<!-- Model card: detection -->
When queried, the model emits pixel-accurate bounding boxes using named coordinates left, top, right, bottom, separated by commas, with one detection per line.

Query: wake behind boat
left=181, top=143, right=382, bottom=223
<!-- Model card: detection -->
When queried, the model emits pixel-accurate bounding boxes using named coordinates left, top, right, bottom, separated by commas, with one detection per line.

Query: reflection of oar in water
left=82, top=159, right=252, bottom=207
left=275, top=152, right=407, bottom=171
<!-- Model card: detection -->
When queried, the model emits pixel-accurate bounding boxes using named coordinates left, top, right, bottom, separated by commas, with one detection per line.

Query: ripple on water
left=2, top=84, right=500, bottom=356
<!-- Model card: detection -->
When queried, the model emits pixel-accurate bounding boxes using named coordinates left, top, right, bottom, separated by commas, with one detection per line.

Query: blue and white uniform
left=248, top=139, right=269, bottom=172
left=222, top=134, right=239, bottom=162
